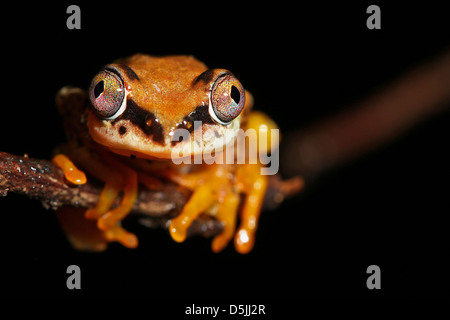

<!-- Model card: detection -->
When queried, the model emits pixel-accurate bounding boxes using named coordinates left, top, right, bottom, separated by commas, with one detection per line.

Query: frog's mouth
left=87, top=109, right=241, bottom=162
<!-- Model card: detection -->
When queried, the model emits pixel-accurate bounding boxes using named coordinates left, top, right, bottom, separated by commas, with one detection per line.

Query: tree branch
left=0, top=151, right=303, bottom=237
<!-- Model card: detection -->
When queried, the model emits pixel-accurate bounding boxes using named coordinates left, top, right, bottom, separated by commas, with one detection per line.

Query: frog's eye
left=209, top=73, right=245, bottom=125
left=89, top=69, right=126, bottom=120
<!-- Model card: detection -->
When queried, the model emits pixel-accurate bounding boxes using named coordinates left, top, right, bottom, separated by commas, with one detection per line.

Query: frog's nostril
left=94, top=80, right=104, bottom=99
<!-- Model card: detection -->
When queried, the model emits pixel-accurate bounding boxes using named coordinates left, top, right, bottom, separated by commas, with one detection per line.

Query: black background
left=1, top=2, right=449, bottom=303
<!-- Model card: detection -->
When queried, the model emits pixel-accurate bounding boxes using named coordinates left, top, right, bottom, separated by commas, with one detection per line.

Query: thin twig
left=282, top=49, right=450, bottom=180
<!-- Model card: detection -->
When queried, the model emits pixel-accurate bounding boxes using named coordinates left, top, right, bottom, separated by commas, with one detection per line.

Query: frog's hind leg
left=55, top=206, right=107, bottom=252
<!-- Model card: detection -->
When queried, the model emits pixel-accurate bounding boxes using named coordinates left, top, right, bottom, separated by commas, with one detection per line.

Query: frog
left=53, top=54, right=279, bottom=254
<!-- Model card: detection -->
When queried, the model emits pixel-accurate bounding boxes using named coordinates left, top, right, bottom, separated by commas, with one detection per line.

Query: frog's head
left=86, top=54, right=248, bottom=160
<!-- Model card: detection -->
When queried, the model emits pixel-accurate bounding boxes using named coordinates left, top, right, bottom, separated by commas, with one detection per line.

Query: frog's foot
left=52, top=154, right=87, bottom=185
left=168, top=165, right=236, bottom=252
left=168, top=164, right=265, bottom=254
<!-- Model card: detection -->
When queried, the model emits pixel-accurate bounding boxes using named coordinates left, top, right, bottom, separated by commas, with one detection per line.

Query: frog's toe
left=52, top=154, right=87, bottom=185
left=169, top=184, right=215, bottom=243
left=85, top=180, right=121, bottom=219
left=104, top=225, right=138, bottom=249
left=233, top=164, right=268, bottom=254
left=97, top=168, right=138, bottom=226
left=236, top=174, right=268, bottom=254
left=211, top=193, right=239, bottom=253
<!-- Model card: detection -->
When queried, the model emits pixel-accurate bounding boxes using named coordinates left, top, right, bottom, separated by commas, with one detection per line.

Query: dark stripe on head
left=121, top=65, right=140, bottom=81
left=185, top=105, right=214, bottom=125
left=117, top=99, right=164, bottom=144
left=193, top=69, right=215, bottom=85
left=171, top=105, right=214, bottom=146
left=104, top=65, right=139, bottom=82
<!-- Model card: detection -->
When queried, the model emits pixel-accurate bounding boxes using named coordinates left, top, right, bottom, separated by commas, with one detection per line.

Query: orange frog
left=53, top=54, right=278, bottom=254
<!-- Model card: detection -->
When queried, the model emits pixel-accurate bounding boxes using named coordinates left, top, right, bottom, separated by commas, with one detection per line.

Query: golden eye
left=210, top=72, right=245, bottom=125
left=89, top=69, right=126, bottom=120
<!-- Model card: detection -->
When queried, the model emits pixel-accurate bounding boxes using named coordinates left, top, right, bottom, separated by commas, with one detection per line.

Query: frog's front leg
left=167, top=112, right=277, bottom=254
left=53, top=147, right=138, bottom=249
left=211, top=192, right=240, bottom=253
left=86, top=152, right=138, bottom=248
left=168, top=163, right=265, bottom=254
left=52, top=154, right=87, bottom=185
left=169, top=163, right=268, bottom=254
left=168, top=164, right=241, bottom=252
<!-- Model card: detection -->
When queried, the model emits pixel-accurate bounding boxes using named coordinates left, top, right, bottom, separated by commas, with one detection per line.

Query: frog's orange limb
left=92, top=157, right=138, bottom=242
left=169, top=184, right=215, bottom=242
left=211, top=192, right=239, bottom=253
left=97, top=165, right=138, bottom=230
left=103, top=225, right=138, bottom=248
left=231, top=111, right=277, bottom=253
left=235, top=167, right=268, bottom=254
left=52, top=153, right=87, bottom=185
left=66, top=148, right=139, bottom=249
left=85, top=180, right=121, bottom=219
